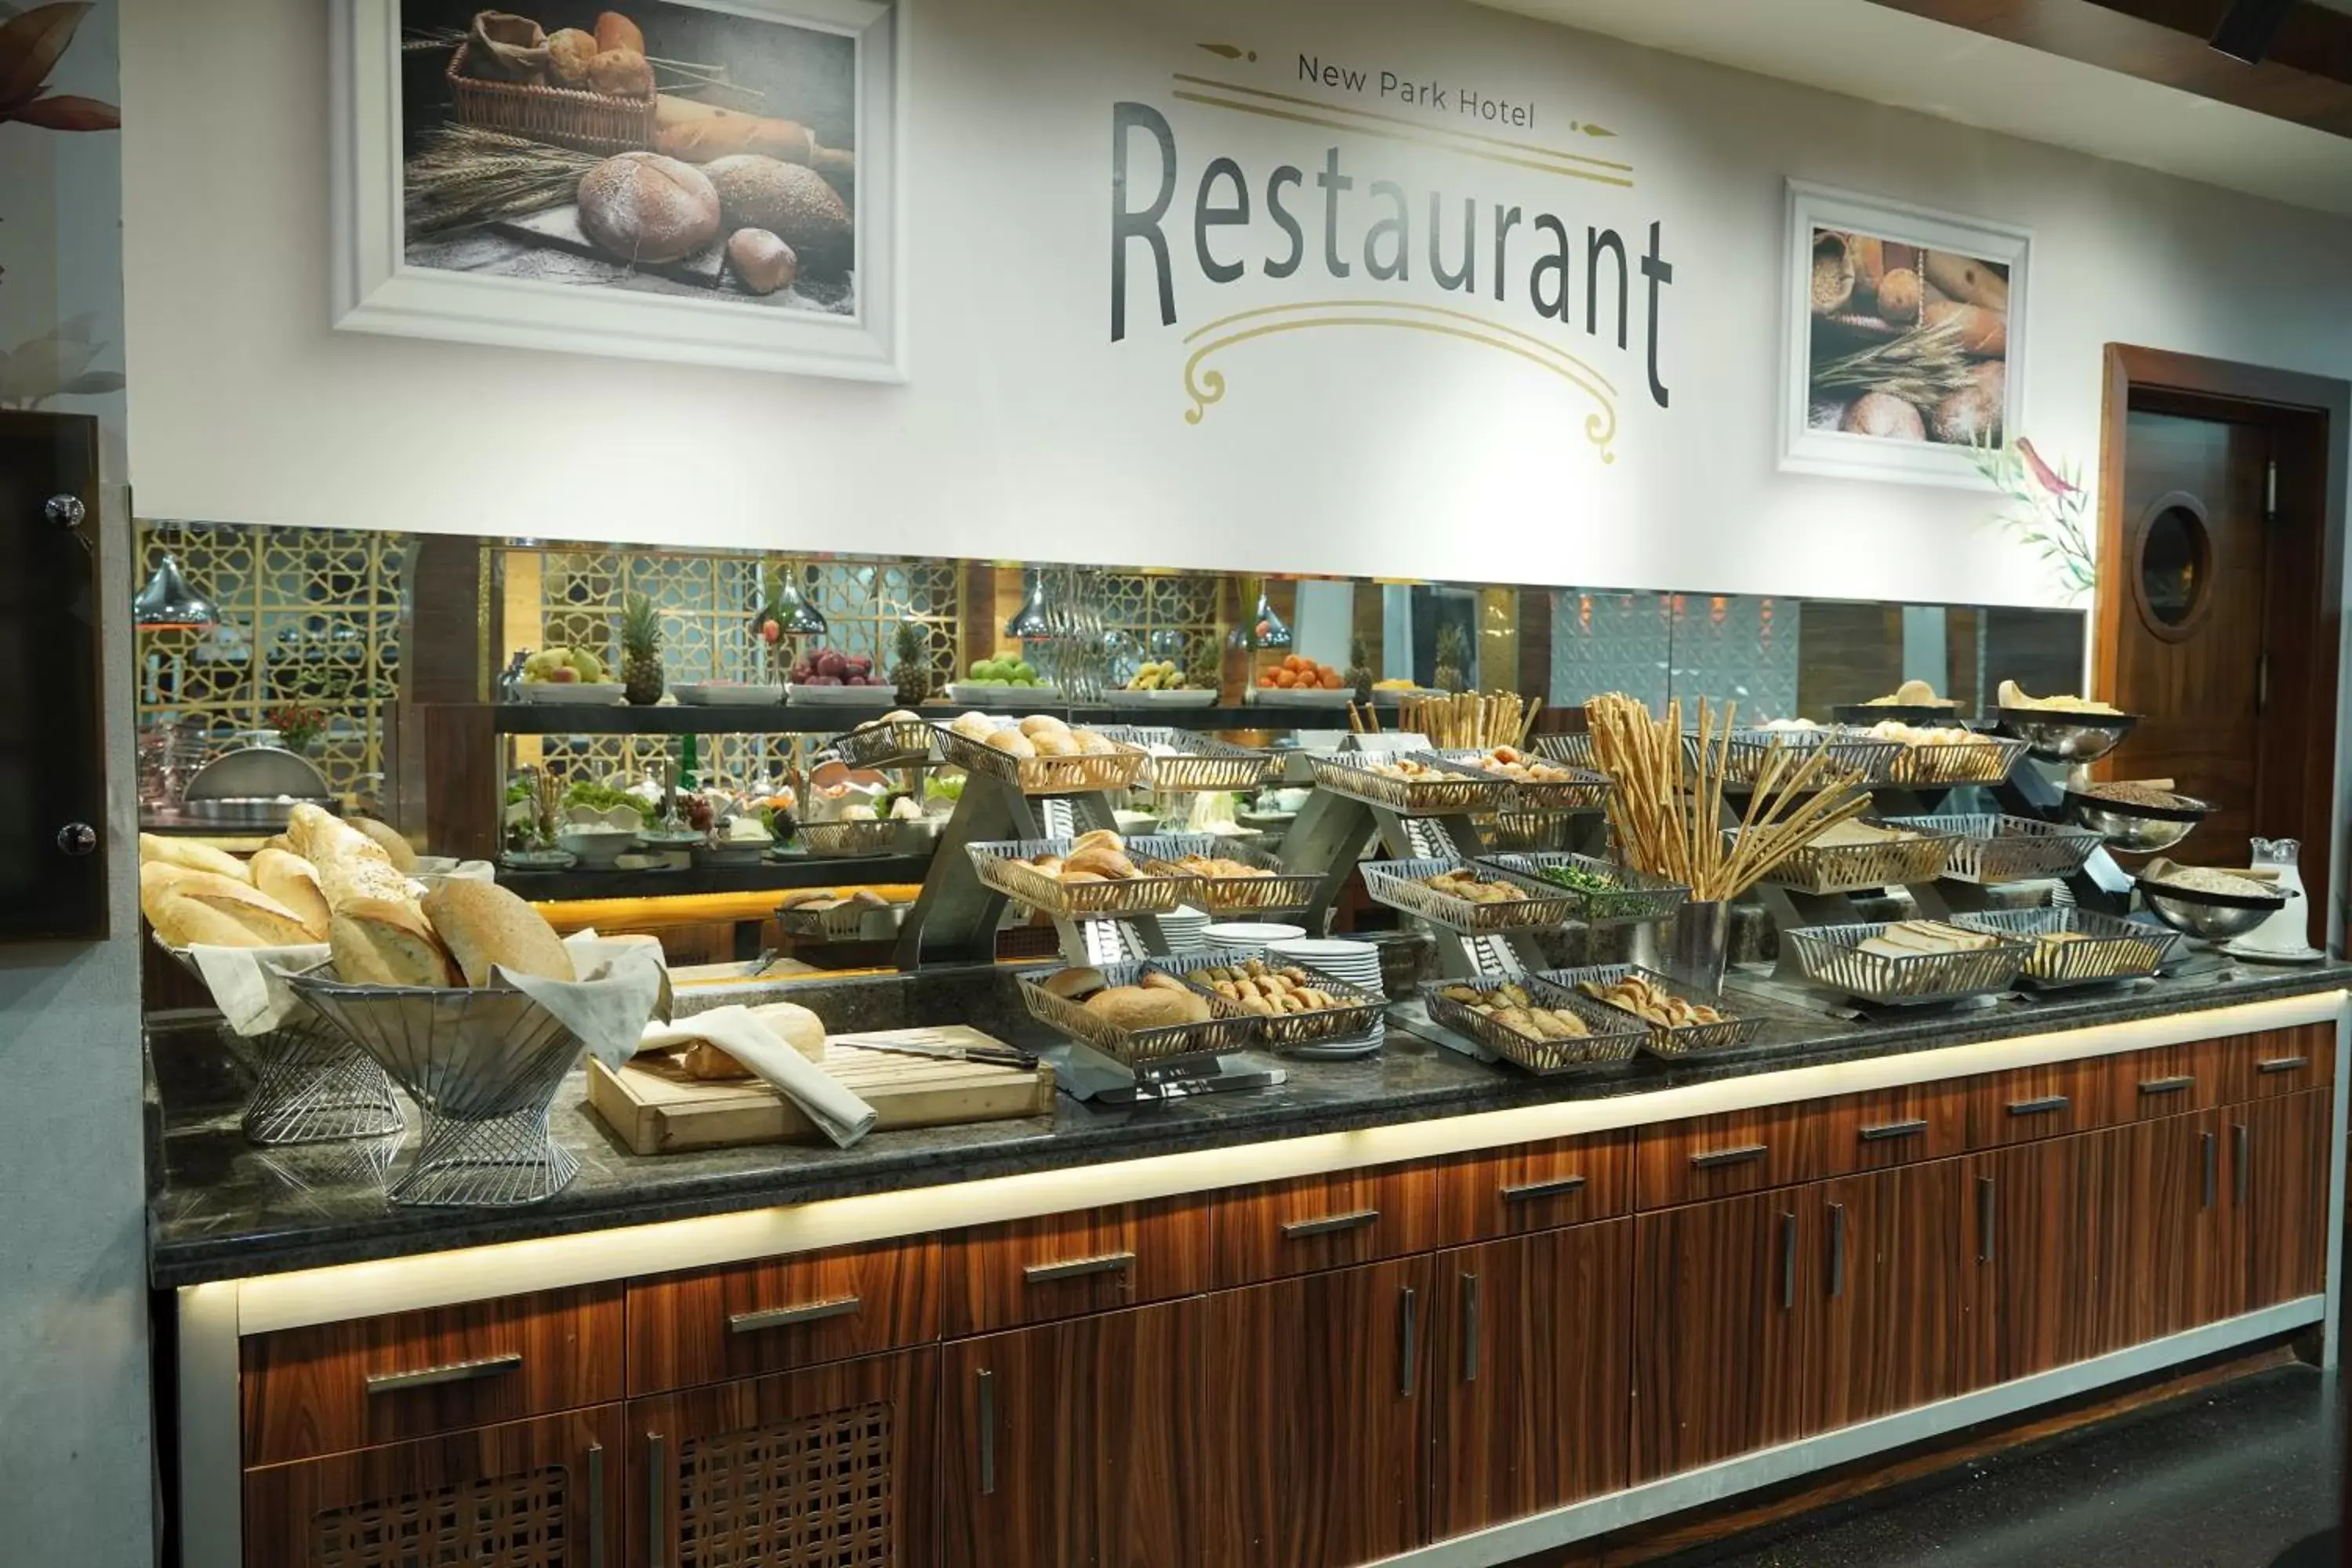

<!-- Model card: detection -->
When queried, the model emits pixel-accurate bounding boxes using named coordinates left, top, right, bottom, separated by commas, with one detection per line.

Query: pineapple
left=1345, top=633, right=1374, bottom=704
left=620, top=593, right=665, bottom=706
left=891, top=620, right=932, bottom=707
left=1433, top=623, right=1469, bottom=695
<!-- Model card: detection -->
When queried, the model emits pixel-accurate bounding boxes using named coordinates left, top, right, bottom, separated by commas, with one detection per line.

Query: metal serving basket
left=1717, top=728, right=1904, bottom=787
left=1359, top=855, right=1584, bottom=932
left=833, top=717, right=940, bottom=770
left=1156, top=949, right=1390, bottom=1049
left=1531, top=733, right=1600, bottom=770
left=1018, top=959, right=1261, bottom=1072
left=1473, top=851, right=1688, bottom=926
left=1127, top=834, right=1321, bottom=914
left=1878, top=735, right=2029, bottom=787
left=1417, top=975, right=1646, bottom=1074
left=1098, top=728, right=1276, bottom=793
left=798, top=817, right=913, bottom=858
left=1309, top=753, right=1512, bottom=816
left=158, top=939, right=402, bottom=1147
left=1781, top=921, right=2032, bottom=1006
left=938, top=728, right=1150, bottom=796
left=777, top=898, right=893, bottom=942
left=1954, top=907, right=2182, bottom=988
left=966, top=838, right=1189, bottom=918
left=1886, top=814, right=2103, bottom=884
left=1432, top=750, right=1613, bottom=811
left=1544, top=964, right=1766, bottom=1056
left=1743, top=818, right=1962, bottom=896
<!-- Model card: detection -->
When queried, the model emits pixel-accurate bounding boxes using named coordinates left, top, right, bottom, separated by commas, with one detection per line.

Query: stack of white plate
left=1203, top=920, right=1308, bottom=949
left=1159, top=906, right=1211, bottom=953
left=1265, top=937, right=1385, bottom=1059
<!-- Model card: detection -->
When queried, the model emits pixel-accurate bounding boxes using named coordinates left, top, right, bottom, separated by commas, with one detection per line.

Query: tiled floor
left=1653, top=1364, right=2341, bottom=1568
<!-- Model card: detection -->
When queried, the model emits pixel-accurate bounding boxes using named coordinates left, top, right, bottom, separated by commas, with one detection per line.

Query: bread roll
left=546, top=27, right=597, bottom=85
left=679, top=1041, right=753, bottom=1080
left=594, top=11, right=645, bottom=54
left=289, top=803, right=416, bottom=911
left=1932, top=361, right=2005, bottom=445
left=1843, top=391, right=1926, bottom=441
left=1030, top=731, right=1079, bottom=757
left=949, top=711, right=996, bottom=742
left=140, top=833, right=249, bottom=884
left=250, top=848, right=329, bottom=939
left=749, top=1001, right=826, bottom=1060
left=1018, top=715, right=1069, bottom=739
left=1923, top=252, right=2009, bottom=311
left=1071, top=830, right=1123, bottom=855
left=348, top=816, right=419, bottom=873
left=423, top=880, right=573, bottom=988
left=1064, top=847, right=1136, bottom=880
left=652, top=95, right=818, bottom=165
left=724, top=228, right=797, bottom=296
left=577, top=152, right=721, bottom=265
left=985, top=731, right=1037, bottom=759
left=153, top=879, right=316, bottom=949
left=1083, top=985, right=1209, bottom=1030
left=586, top=47, right=654, bottom=98
left=700, top=155, right=852, bottom=274
left=1875, top=267, right=1922, bottom=326
left=330, top=898, right=458, bottom=987
left=1041, top=966, right=1106, bottom=1000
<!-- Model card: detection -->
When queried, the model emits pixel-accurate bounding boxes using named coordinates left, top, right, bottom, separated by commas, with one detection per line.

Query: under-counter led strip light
left=230, top=989, right=2345, bottom=1334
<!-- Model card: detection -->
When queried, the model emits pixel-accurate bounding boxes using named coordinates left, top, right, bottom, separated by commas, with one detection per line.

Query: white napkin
left=636, top=1005, right=877, bottom=1149
left=494, top=931, right=672, bottom=1070
left=183, top=942, right=332, bottom=1036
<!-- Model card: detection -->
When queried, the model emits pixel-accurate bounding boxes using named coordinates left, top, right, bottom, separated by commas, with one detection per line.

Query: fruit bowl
left=946, top=681, right=1061, bottom=706
left=516, top=681, right=625, bottom=705
left=1109, top=687, right=1219, bottom=708
left=786, top=684, right=898, bottom=707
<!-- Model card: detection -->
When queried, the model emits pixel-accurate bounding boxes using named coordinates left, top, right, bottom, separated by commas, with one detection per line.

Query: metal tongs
left=830, top=1029, right=1036, bottom=1069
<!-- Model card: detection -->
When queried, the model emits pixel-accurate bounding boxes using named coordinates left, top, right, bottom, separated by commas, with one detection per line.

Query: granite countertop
left=145, top=957, right=2351, bottom=1288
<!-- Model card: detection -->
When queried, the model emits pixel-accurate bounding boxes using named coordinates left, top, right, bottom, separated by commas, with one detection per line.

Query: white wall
left=0, top=0, right=154, bottom=1559
left=119, top=0, right=2352, bottom=611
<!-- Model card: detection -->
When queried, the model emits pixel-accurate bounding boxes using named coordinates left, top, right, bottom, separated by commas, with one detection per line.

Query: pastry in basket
left=1421, top=867, right=1532, bottom=905
left=1438, top=982, right=1591, bottom=1040
left=1811, top=819, right=1918, bottom=848
left=1363, top=757, right=1451, bottom=781
left=1083, top=980, right=1210, bottom=1030
left=1997, top=680, right=2123, bottom=716
left=1865, top=720, right=1993, bottom=748
left=1163, top=852, right=1274, bottom=880
left=1861, top=679, right=1955, bottom=709
left=1466, top=746, right=1579, bottom=783
left=1577, top=974, right=1726, bottom=1027
left=1192, top=957, right=1346, bottom=1015
left=1855, top=920, right=2001, bottom=960
left=1018, top=833, right=1145, bottom=884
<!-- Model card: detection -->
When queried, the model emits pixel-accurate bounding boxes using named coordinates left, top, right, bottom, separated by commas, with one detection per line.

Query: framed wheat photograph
left=1780, top=180, right=2028, bottom=487
left=331, top=0, right=902, bottom=379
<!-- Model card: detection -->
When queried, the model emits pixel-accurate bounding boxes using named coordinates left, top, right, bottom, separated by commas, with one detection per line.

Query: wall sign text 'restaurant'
left=1109, top=78, right=1675, bottom=412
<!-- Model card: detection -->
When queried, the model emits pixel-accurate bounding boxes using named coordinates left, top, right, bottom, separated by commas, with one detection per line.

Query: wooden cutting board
left=586, top=1026, right=1056, bottom=1155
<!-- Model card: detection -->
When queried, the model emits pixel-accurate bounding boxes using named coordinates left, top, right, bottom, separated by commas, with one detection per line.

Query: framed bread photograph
left=330, top=0, right=902, bottom=379
left=1779, top=180, right=2028, bottom=488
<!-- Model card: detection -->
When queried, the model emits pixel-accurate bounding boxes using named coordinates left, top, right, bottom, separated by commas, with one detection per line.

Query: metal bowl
left=1996, top=708, right=2137, bottom=764
left=2139, top=880, right=2285, bottom=942
left=2064, top=790, right=2215, bottom=855
left=1832, top=703, right=1965, bottom=726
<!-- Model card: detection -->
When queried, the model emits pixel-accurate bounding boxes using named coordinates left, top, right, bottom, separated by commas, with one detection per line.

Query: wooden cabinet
left=1961, top=1134, right=2100, bottom=1387
left=1204, top=1255, right=1436, bottom=1566
left=630, top=1348, right=935, bottom=1568
left=1430, top=1132, right=1632, bottom=1242
left=1431, top=1222, right=1632, bottom=1539
left=2235, top=1088, right=2332, bottom=1311
left=2104, top=1039, right=2227, bottom=1123
left=1635, top=1081, right=1969, bottom=1209
left=627, top=1240, right=937, bottom=1395
left=938, top=1299, right=1207, bottom=1568
left=1211, top=1165, right=1442, bottom=1286
left=1813, top=1160, right=1967, bottom=1432
left=940, top=1196, right=1211, bottom=1336
left=2220, top=1025, right=2336, bottom=1102
left=243, top=1285, right=625, bottom=1467
left=245, top=1405, right=622, bottom=1568
left=1963, top=1058, right=2114, bottom=1148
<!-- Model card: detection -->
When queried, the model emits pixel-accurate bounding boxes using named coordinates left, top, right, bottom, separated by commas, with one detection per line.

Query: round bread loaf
left=1083, top=985, right=1209, bottom=1030
left=724, top=228, right=798, bottom=295
left=1042, top=966, right=1106, bottom=1001
left=702, top=155, right=852, bottom=274
left=423, top=879, right=574, bottom=988
left=1875, top=267, right=1922, bottom=326
left=586, top=47, right=654, bottom=98
left=593, top=10, right=644, bottom=53
left=985, top=731, right=1037, bottom=759
left=1843, top=391, right=1926, bottom=441
left=577, top=152, right=721, bottom=265
left=749, top=1001, right=826, bottom=1060
left=1932, top=361, right=2005, bottom=445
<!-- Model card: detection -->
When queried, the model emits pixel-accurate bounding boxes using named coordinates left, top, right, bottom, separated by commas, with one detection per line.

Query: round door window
left=2139, top=504, right=2209, bottom=628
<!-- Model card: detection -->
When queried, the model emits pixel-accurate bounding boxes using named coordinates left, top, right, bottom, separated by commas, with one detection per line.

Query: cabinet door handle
left=729, top=1295, right=862, bottom=1333
left=2257, top=1055, right=2310, bottom=1075
left=1976, top=1176, right=1996, bottom=1264
left=586, top=1441, right=605, bottom=1568
left=976, top=1369, right=996, bottom=1495
left=2007, top=1094, right=2069, bottom=1117
left=1022, top=1250, right=1135, bottom=1285
left=1692, top=1143, right=1768, bottom=1170
left=1779, top=1210, right=1797, bottom=1310
left=2138, top=1075, right=2196, bottom=1096
left=1281, top=1209, right=1379, bottom=1240
left=1501, top=1174, right=1585, bottom=1203
left=1461, top=1272, right=1480, bottom=1385
left=364, top=1351, right=522, bottom=1395
left=2234, top=1123, right=2249, bottom=1207
left=1399, top=1287, right=1420, bottom=1397
left=645, top=1432, right=666, bottom=1568
left=1828, top=1203, right=1847, bottom=1300
left=2202, top=1131, right=2218, bottom=1210
left=1859, top=1119, right=1927, bottom=1142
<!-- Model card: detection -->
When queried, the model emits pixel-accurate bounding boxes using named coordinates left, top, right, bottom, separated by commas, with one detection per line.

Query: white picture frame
left=330, top=0, right=903, bottom=381
left=1779, top=180, right=2028, bottom=488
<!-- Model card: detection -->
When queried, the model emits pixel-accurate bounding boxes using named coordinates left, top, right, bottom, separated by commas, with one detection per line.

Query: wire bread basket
left=1953, top=907, right=2181, bottom=988
left=1127, top=835, right=1320, bottom=914
left=799, top=818, right=910, bottom=858
left=1418, top=975, right=1646, bottom=1073
left=1432, top=750, right=1613, bottom=811
left=158, top=939, right=402, bottom=1146
left=967, top=838, right=1189, bottom=917
left=1878, top=735, right=2028, bottom=786
left=1473, top=851, right=1689, bottom=926
left=1098, top=728, right=1276, bottom=793
left=1886, top=814, right=2103, bottom=884
left=777, top=898, right=894, bottom=942
left=1310, top=753, right=1511, bottom=816
left=938, top=728, right=1149, bottom=795
left=1740, top=818, right=1962, bottom=895
left=1360, top=855, right=1583, bottom=932
left=1018, top=960, right=1260, bottom=1072
left=1154, top=949, right=1389, bottom=1048
left=1531, top=733, right=1600, bottom=770
left=834, top=718, right=940, bottom=770
left=1781, top=922, right=2032, bottom=1005
left=1484, top=811, right=1581, bottom=852
left=1716, top=728, right=1904, bottom=786
left=1544, top=964, right=1766, bottom=1056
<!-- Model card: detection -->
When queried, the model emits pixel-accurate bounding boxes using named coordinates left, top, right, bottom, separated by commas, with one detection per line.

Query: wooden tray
left=586, top=1025, right=1055, bottom=1153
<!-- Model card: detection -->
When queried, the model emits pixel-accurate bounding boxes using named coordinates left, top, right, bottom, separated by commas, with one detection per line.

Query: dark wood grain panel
left=1203, top=1255, right=1436, bottom=1566
left=1631, top=1191, right=1814, bottom=1482
left=2219, top=1022, right=2337, bottom=1102
left=1813, top=1160, right=1968, bottom=1433
left=2236, top=1087, right=2332, bottom=1311
left=1633, top=1103, right=1818, bottom=1209
left=626, top=1239, right=938, bottom=1396
left=1959, top=1134, right=2101, bottom=1389
left=2103, top=1037, right=2229, bottom=1122
left=245, top=1403, right=622, bottom=1568
left=243, top=1285, right=625, bottom=1468
left=630, top=1347, right=936, bottom=1568
left=940, top=1196, right=1212, bottom=1338
left=1962, top=1056, right=2115, bottom=1148
left=1820, top=1081, right=1971, bottom=1174
left=1430, top=1132, right=1632, bottom=1244
left=1433, top=1222, right=1632, bottom=1537
left=939, top=1300, right=1206, bottom=1568
left=1210, top=1163, right=1442, bottom=1287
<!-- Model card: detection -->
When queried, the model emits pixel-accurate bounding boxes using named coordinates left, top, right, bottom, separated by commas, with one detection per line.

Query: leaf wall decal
left=9, top=92, right=114, bottom=129
left=0, top=2, right=93, bottom=114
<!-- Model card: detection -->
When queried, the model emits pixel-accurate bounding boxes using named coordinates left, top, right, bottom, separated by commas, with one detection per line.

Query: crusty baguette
left=652, top=94, right=816, bottom=165
left=151, top=897, right=274, bottom=950
left=1923, top=300, right=2006, bottom=357
left=329, top=898, right=458, bottom=987
left=678, top=1040, right=753, bottom=1080
left=153, top=879, right=316, bottom=949
left=139, top=832, right=249, bottom=884
left=423, top=879, right=573, bottom=988
left=250, top=848, right=329, bottom=939
left=289, top=802, right=416, bottom=910
left=348, top=816, right=419, bottom=873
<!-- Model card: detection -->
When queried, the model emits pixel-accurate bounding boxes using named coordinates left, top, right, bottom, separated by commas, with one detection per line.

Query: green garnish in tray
left=1534, top=862, right=1619, bottom=895
left=561, top=780, right=657, bottom=825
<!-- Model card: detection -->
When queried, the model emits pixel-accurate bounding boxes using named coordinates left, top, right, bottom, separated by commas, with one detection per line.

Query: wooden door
left=245, top=1405, right=622, bottom=1568
left=631, top=1348, right=935, bottom=1568
left=1203, top=1254, right=1437, bottom=1566
left=2234, top=1088, right=2332, bottom=1311
left=1432, top=1221, right=1632, bottom=1538
left=1630, top=1190, right=1816, bottom=1483
left=1813, top=1160, right=1967, bottom=1433
left=1960, top=1135, right=2099, bottom=1390
left=938, top=1299, right=1205, bottom=1568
